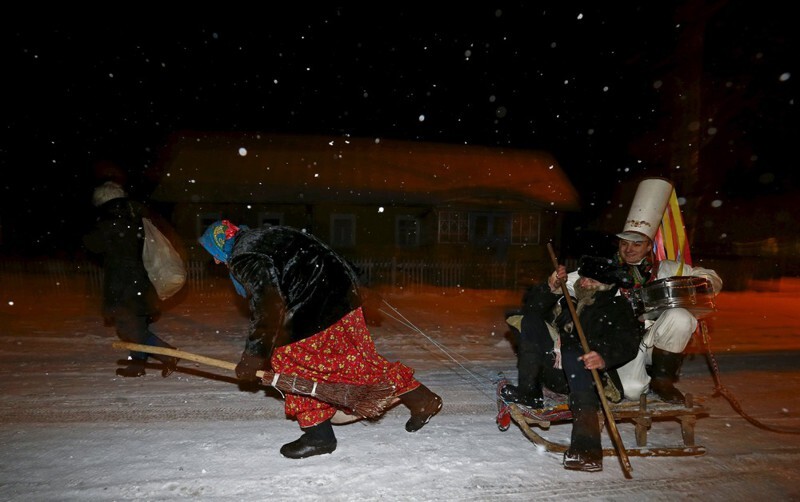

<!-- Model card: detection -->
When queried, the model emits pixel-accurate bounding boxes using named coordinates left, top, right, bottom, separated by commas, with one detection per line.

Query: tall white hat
left=617, top=177, right=674, bottom=242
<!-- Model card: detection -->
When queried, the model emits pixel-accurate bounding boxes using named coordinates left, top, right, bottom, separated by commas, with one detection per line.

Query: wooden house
left=149, top=132, right=580, bottom=286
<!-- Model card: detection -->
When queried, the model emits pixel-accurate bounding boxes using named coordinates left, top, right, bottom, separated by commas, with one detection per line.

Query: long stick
left=546, top=243, right=633, bottom=478
left=112, top=341, right=396, bottom=418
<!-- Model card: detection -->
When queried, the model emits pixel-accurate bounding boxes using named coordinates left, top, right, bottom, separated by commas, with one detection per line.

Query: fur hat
left=92, top=181, right=127, bottom=207
left=578, top=256, right=634, bottom=289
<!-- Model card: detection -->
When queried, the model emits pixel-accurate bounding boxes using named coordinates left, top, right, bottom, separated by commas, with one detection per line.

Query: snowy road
left=1, top=280, right=800, bottom=500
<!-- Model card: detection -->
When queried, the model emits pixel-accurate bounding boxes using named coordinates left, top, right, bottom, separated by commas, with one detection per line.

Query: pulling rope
left=700, top=321, right=800, bottom=434
left=378, top=299, right=499, bottom=403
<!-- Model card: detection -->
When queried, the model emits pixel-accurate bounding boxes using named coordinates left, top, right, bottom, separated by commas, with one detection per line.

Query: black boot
left=564, top=391, right=602, bottom=472
left=398, top=384, right=443, bottom=432
left=144, top=335, right=180, bottom=377
left=280, top=420, right=337, bottom=459
left=500, top=354, right=544, bottom=408
left=650, top=348, right=685, bottom=404
left=116, top=357, right=146, bottom=377
left=500, top=384, right=544, bottom=408
left=503, top=313, right=547, bottom=408
left=151, top=352, right=179, bottom=378
left=501, top=351, right=545, bottom=408
left=563, top=449, right=603, bottom=473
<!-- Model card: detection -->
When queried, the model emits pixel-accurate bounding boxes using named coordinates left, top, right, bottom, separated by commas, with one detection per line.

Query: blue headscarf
left=198, top=220, right=248, bottom=297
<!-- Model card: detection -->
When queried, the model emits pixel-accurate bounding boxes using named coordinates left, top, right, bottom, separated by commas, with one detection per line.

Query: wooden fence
left=0, top=258, right=552, bottom=295
left=3, top=253, right=790, bottom=297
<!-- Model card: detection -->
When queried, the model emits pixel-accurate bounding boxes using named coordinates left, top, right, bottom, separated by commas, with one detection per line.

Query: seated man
left=501, top=256, right=641, bottom=472
left=613, top=231, right=722, bottom=404
left=612, top=176, right=723, bottom=404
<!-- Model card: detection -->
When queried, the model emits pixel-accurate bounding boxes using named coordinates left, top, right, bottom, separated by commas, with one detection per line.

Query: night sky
left=2, top=3, right=796, bottom=257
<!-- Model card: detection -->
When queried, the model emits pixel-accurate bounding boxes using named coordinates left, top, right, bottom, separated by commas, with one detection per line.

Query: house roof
left=150, top=132, right=580, bottom=211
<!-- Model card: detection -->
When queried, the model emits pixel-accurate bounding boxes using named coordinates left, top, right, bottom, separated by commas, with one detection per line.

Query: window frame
left=330, top=213, right=356, bottom=247
left=396, top=215, right=421, bottom=247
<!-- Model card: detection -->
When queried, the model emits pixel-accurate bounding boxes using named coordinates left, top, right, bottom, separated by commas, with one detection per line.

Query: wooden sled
left=495, top=378, right=709, bottom=457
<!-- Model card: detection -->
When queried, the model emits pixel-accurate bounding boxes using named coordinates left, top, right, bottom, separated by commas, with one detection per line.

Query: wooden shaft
left=113, top=341, right=396, bottom=419
left=546, top=243, right=633, bottom=478
left=112, top=341, right=266, bottom=378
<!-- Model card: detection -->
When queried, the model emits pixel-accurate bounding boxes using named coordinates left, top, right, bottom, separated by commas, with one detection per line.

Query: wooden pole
left=546, top=243, right=633, bottom=478
left=114, top=341, right=240, bottom=372
left=112, top=341, right=395, bottom=418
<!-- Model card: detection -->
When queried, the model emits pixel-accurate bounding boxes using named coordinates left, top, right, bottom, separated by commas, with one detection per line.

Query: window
left=434, top=210, right=542, bottom=245
left=396, top=216, right=420, bottom=247
left=511, top=212, right=540, bottom=245
left=330, top=213, right=356, bottom=247
left=438, top=210, right=469, bottom=243
left=469, top=212, right=510, bottom=245
left=259, top=212, right=283, bottom=227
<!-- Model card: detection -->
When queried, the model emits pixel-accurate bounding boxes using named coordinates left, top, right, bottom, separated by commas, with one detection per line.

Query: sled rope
left=379, top=299, right=497, bottom=402
left=701, top=321, right=800, bottom=434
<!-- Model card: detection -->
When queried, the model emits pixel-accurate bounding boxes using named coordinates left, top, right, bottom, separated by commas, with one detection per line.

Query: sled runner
left=495, top=378, right=709, bottom=457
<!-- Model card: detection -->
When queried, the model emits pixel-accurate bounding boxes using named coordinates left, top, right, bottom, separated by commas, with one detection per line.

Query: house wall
left=169, top=200, right=563, bottom=287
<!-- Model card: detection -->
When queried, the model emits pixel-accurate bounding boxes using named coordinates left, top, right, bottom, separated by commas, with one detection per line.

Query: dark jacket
left=227, top=225, right=362, bottom=358
left=83, top=198, right=159, bottom=319
left=521, top=283, right=641, bottom=393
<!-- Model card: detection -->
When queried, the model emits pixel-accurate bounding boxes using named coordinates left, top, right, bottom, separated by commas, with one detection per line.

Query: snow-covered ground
left=1, top=277, right=800, bottom=501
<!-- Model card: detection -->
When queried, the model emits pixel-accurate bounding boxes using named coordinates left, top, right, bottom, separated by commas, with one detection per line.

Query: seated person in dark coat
left=501, top=256, right=641, bottom=472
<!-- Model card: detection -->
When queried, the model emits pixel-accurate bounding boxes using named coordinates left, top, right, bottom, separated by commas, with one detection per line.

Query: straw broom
left=112, top=342, right=396, bottom=418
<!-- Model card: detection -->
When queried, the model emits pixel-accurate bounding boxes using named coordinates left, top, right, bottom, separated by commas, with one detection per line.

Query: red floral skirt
left=271, top=307, right=420, bottom=428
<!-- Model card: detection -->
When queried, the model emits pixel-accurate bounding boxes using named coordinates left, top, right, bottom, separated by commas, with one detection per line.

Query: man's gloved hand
left=235, top=353, right=268, bottom=382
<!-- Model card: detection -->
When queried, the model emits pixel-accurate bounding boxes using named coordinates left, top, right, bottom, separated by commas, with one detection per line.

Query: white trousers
left=616, top=308, right=698, bottom=400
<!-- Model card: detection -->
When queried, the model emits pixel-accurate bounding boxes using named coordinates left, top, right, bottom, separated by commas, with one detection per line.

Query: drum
left=639, top=276, right=716, bottom=320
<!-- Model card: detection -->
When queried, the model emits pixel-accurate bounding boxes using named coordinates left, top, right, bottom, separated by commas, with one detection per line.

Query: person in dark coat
left=501, top=256, right=641, bottom=472
left=198, top=219, right=443, bottom=459
left=83, top=181, right=179, bottom=378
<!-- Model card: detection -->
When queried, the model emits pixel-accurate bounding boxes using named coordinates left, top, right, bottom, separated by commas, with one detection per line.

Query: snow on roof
left=151, top=132, right=580, bottom=210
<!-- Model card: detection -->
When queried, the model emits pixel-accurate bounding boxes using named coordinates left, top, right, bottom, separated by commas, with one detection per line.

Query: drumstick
left=547, top=243, right=634, bottom=478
